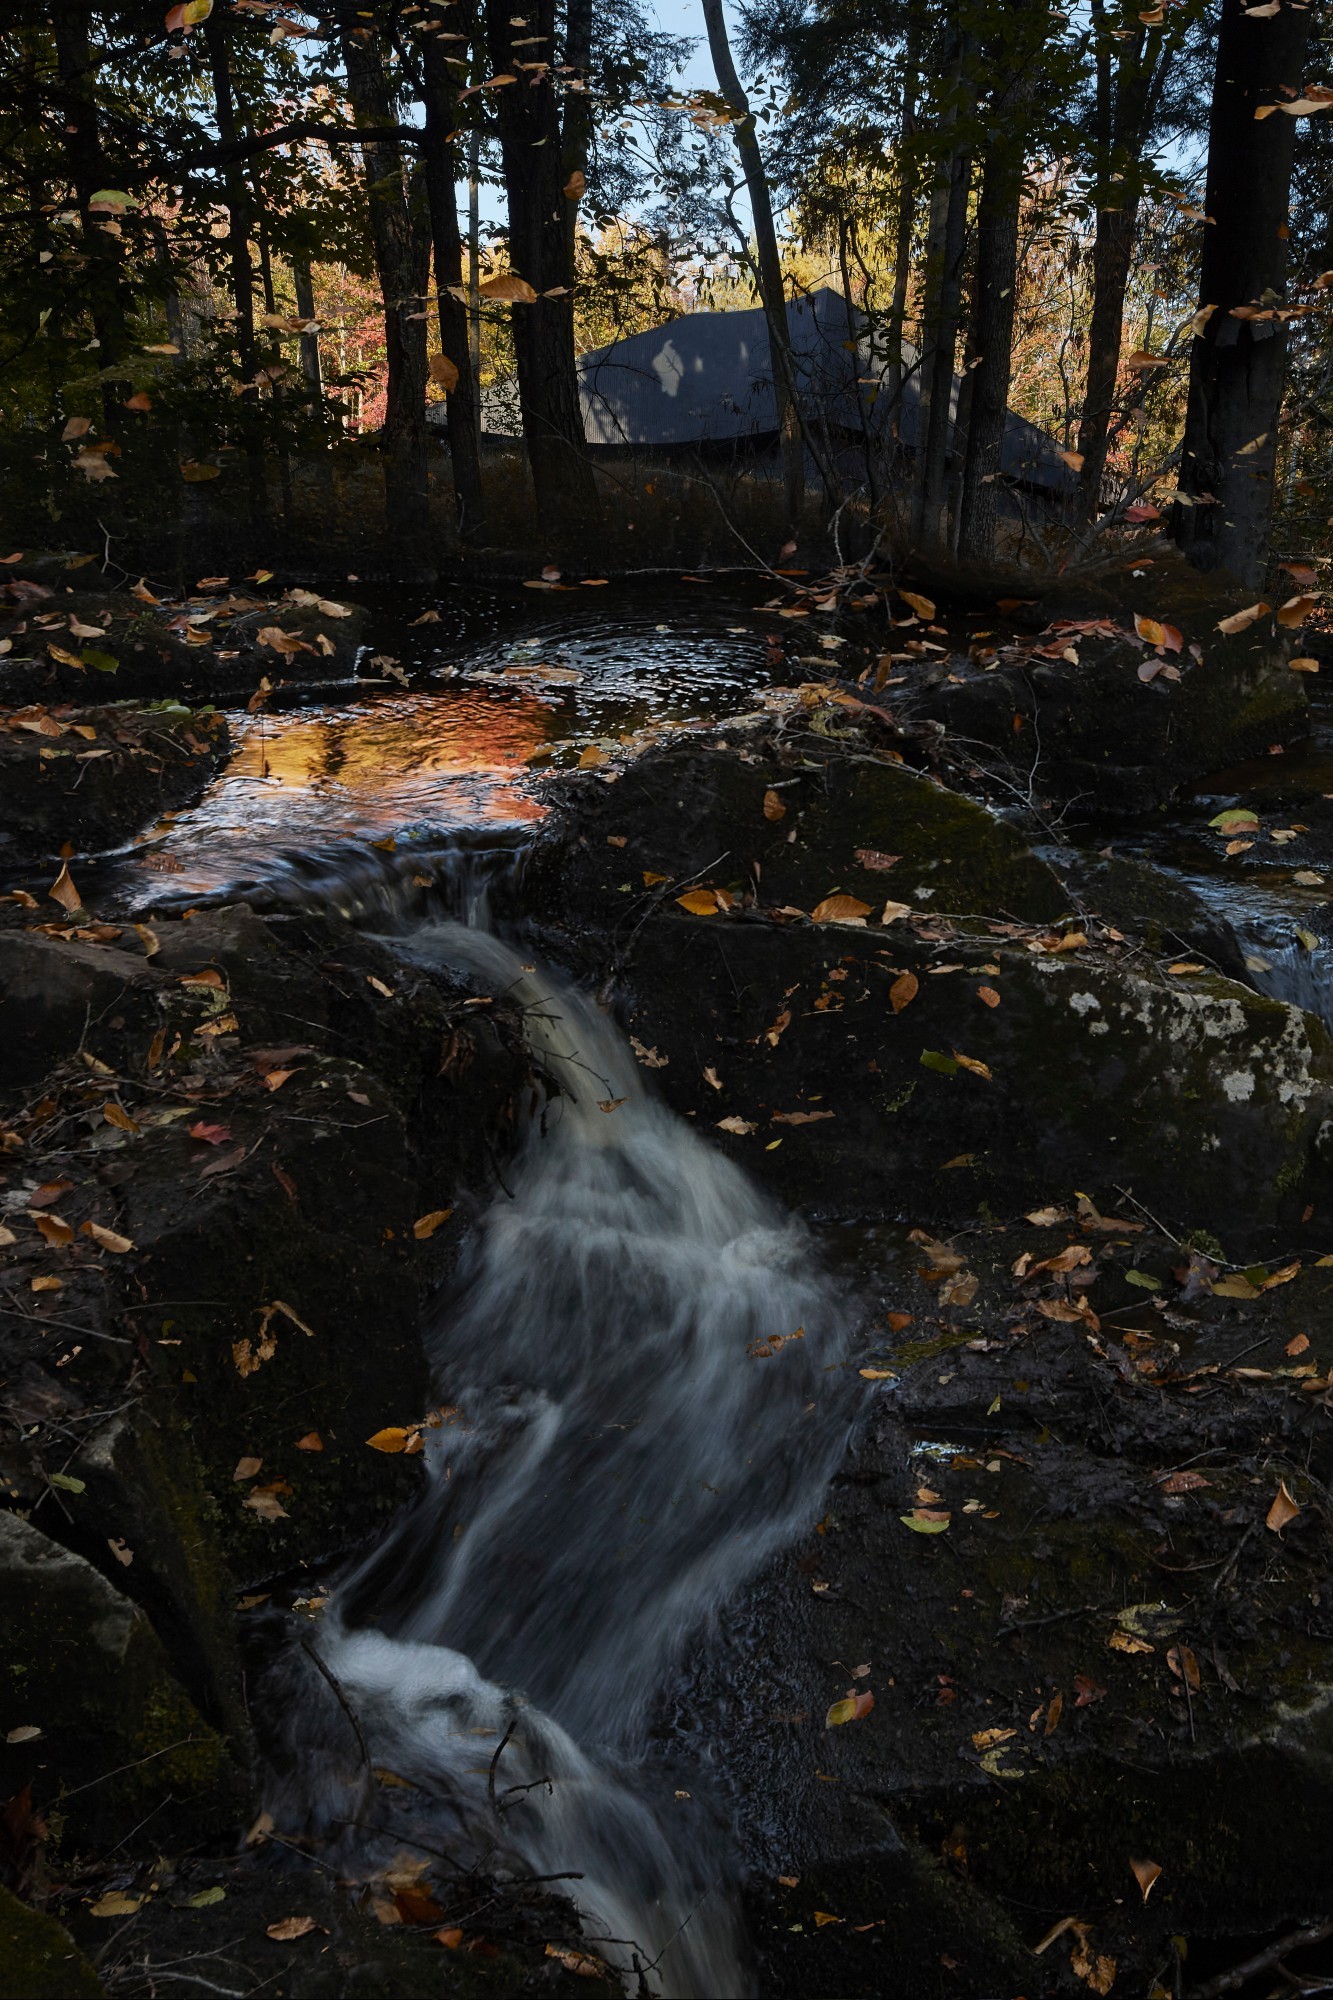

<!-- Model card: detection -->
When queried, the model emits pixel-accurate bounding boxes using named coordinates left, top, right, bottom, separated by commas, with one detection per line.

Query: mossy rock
left=528, top=741, right=1069, bottom=936
left=0, top=1886, right=103, bottom=1999
left=0, top=1514, right=239, bottom=1849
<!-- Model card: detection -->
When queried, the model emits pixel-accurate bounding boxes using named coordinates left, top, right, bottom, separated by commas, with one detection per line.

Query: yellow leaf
left=677, top=888, right=721, bottom=915
left=1058, top=449, right=1085, bottom=471
left=899, top=589, right=936, bottom=619
left=811, top=893, right=871, bottom=924
left=413, top=1208, right=453, bottom=1240
left=90, top=1892, right=143, bottom=1918
left=971, top=1727, right=1016, bottom=1750
left=953, top=1051, right=992, bottom=1079
left=366, top=1427, right=420, bottom=1454
left=1134, top=614, right=1167, bottom=647
left=102, top=1102, right=140, bottom=1134
left=813, top=1911, right=844, bottom=1927
left=479, top=272, right=538, bottom=303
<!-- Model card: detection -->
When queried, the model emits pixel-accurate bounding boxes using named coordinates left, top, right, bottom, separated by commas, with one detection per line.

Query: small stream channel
left=103, top=586, right=1333, bottom=1991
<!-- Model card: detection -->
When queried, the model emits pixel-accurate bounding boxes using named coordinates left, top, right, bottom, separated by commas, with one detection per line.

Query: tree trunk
left=958, top=16, right=1039, bottom=559
left=913, top=47, right=972, bottom=550
left=485, top=0, right=599, bottom=548
left=1173, top=0, right=1314, bottom=587
left=203, top=11, right=257, bottom=381
left=1074, top=201, right=1138, bottom=516
left=340, top=25, right=430, bottom=548
left=561, top=0, right=593, bottom=277
left=52, top=2, right=127, bottom=392
left=701, top=0, right=806, bottom=529
left=885, top=15, right=921, bottom=423
left=421, top=37, right=484, bottom=539
left=468, top=131, right=482, bottom=462
left=292, top=255, right=322, bottom=391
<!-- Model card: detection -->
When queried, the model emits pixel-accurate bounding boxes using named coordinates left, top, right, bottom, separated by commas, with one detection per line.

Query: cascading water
left=252, top=851, right=854, bottom=1998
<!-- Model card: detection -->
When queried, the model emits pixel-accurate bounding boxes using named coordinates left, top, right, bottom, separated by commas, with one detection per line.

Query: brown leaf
left=1129, top=1858, right=1161, bottom=1903
left=32, top=1213, right=74, bottom=1248
left=811, top=893, right=871, bottom=925
left=233, top=1456, right=262, bottom=1481
left=1157, top=1470, right=1211, bottom=1494
left=826, top=1692, right=874, bottom=1727
left=1166, top=1644, right=1201, bottom=1692
left=413, top=1208, right=453, bottom=1240
left=889, top=971, right=918, bottom=1013
left=854, top=848, right=901, bottom=872
left=899, top=589, right=936, bottom=619
left=977, top=985, right=1001, bottom=1008
left=81, top=1221, right=134, bottom=1253
left=762, top=787, right=787, bottom=821
left=366, top=1426, right=423, bottom=1454
left=1217, top=601, right=1269, bottom=635
left=266, top=1915, right=318, bottom=1941
left=189, top=1120, right=233, bottom=1145
left=1265, top=1479, right=1301, bottom=1532
left=295, top=1432, right=323, bottom=1451
left=562, top=169, right=587, bottom=200
left=48, top=862, right=82, bottom=913
left=479, top=271, right=538, bottom=302
left=1073, top=1674, right=1106, bottom=1706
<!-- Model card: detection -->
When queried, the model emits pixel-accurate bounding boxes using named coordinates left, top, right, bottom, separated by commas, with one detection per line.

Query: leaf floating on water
left=859, top=1367, right=896, bottom=1380
left=597, top=1096, right=628, bottom=1113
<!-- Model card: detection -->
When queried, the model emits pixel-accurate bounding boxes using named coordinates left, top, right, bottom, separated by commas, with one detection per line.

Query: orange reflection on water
left=227, top=689, right=552, bottom=825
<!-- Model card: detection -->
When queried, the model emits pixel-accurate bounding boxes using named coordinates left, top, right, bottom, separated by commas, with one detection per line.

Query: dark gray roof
left=475, top=287, right=1072, bottom=491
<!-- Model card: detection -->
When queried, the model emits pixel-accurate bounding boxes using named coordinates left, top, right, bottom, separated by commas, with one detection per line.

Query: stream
left=111, top=585, right=1333, bottom=1991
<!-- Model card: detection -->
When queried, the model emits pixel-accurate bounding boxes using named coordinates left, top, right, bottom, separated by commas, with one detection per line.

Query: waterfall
left=255, top=882, right=853, bottom=1997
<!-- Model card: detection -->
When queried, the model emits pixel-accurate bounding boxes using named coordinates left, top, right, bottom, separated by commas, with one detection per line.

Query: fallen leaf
left=763, top=788, right=787, bottom=821
left=1265, top=1479, right=1300, bottom=1531
left=825, top=1692, right=874, bottom=1727
left=1073, top=1674, right=1107, bottom=1706
left=900, top=1510, right=950, bottom=1534
left=544, top=1943, right=606, bottom=1977
left=413, top=1208, right=453, bottom=1240
left=899, top=589, right=936, bottom=619
left=1130, top=1858, right=1162, bottom=1903
left=366, top=1426, right=423, bottom=1454
left=972, top=1726, right=1017, bottom=1750
left=1108, top=1630, right=1154, bottom=1655
left=1217, top=602, right=1269, bottom=635
left=81, top=1221, right=134, bottom=1253
left=1166, top=1644, right=1201, bottom=1693
left=677, top=888, right=721, bottom=915
left=48, top=862, right=82, bottom=913
left=854, top=848, right=901, bottom=871
left=1157, top=1470, right=1212, bottom=1493
left=296, top=1432, right=323, bottom=1451
left=889, top=971, right=918, bottom=1013
left=716, top=1116, right=756, bottom=1135
left=812, top=893, right=871, bottom=924
left=188, top=1120, right=233, bottom=1145
left=267, top=1915, right=318, bottom=1941
left=90, top=1892, right=143, bottom=1918
left=233, top=1456, right=262, bottom=1481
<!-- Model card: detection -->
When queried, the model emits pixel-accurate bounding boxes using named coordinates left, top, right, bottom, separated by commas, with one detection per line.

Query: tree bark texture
left=913, top=46, right=972, bottom=550
left=340, top=25, right=430, bottom=547
left=485, top=0, right=599, bottom=546
left=701, top=0, right=806, bottom=528
left=1173, top=0, right=1314, bottom=586
left=421, top=31, right=484, bottom=538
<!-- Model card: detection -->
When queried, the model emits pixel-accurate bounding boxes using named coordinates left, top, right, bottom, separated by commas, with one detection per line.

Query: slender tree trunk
left=561, top=0, right=593, bottom=276
left=468, top=129, right=482, bottom=462
left=421, top=36, right=484, bottom=538
left=1173, top=0, right=1314, bottom=586
left=292, top=255, right=322, bottom=390
left=203, top=12, right=256, bottom=380
left=886, top=16, right=921, bottom=420
left=701, top=0, right=805, bottom=528
left=913, top=46, right=973, bottom=549
left=340, top=25, right=430, bottom=547
left=1074, top=201, right=1138, bottom=516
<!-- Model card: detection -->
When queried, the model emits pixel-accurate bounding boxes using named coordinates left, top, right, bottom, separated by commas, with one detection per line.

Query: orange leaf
left=1265, top=1479, right=1300, bottom=1531
left=811, top=893, right=871, bottom=924
left=889, top=971, right=918, bottom=1013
